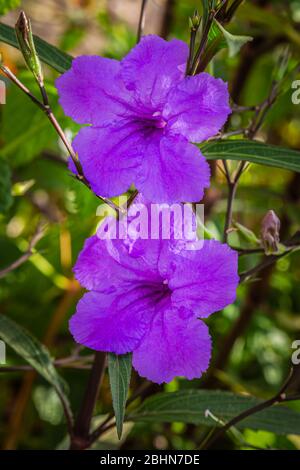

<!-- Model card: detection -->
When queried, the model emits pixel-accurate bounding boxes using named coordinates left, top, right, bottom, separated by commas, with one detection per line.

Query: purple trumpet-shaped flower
left=56, top=35, right=231, bottom=203
left=69, top=203, right=239, bottom=384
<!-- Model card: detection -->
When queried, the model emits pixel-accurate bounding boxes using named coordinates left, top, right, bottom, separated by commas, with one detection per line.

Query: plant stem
left=239, top=249, right=293, bottom=283
left=0, top=221, right=45, bottom=279
left=223, top=182, right=236, bottom=243
left=137, top=0, right=148, bottom=43
left=70, top=352, right=106, bottom=450
left=0, top=63, right=44, bottom=110
left=205, top=368, right=297, bottom=449
left=222, top=77, right=280, bottom=244
left=190, top=12, right=214, bottom=75
left=186, top=25, right=199, bottom=76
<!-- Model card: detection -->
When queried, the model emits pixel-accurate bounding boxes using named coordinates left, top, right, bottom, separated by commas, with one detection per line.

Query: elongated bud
left=189, top=10, right=201, bottom=31
left=15, top=11, right=43, bottom=85
left=261, top=210, right=281, bottom=254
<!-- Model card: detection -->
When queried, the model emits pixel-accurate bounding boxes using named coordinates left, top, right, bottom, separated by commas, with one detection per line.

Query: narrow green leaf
left=128, top=390, right=300, bottom=435
left=0, top=22, right=72, bottom=73
left=201, top=0, right=210, bottom=28
left=108, top=353, right=132, bottom=439
left=201, top=139, right=300, bottom=173
left=0, top=159, right=13, bottom=213
left=0, top=314, right=72, bottom=418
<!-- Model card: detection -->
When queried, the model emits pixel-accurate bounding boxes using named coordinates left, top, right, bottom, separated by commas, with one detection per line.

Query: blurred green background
left=0, top=0, right=300, bottom=450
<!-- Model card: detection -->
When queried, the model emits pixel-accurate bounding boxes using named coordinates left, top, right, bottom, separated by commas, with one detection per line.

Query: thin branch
left=237, top=232, right=300, bottom=281
left=232, top=241, right=300, bottom=257
left=216, top=129, right=245, bottom=140
left=231, top=103, right=257, bottom=113
left=185, top=11, right=200, bottom=76
left=205, top=368, right=299, bottom=449
left=70, top=352, right=107, bottom=450
left=0, top=222, right=46, bottom=279
left=190, top=11, right=214, bottom=75
left=88, top=414, right=115, bottom=445
left=239, top=250, right=293, bottom=283
left=0, top=355, right=94, bottom=373
left=0, top=63, right=44, bottom=110
left=222, top=77, right=280, bottom=243
left=223, top=182, right=236, bottom=243
left=137, top=0, right=148, bottom=43
left=221, top=160, right=231, bottom=184
left=57, top=389, right=74, bottom=438
left=126, top=189, right=139, bottom=209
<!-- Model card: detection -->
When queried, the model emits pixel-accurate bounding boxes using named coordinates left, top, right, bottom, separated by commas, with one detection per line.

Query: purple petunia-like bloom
left=56, top=35, right=231, bottom=203
left=69, top=203, right=239, bottom=384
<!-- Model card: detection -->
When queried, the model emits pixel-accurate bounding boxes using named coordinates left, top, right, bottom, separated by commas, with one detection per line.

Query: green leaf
left=128, top=390, right=300, bottom=435
left=0, top=314, right=72, bottom=419
left=0, top=159, right=13, bottom=213
left=108, top=353, right=132, bottom=439
left=234, top=222, right=260, bottom=245
left=0, top=75, right=67, bottom=166
left=0, top=22, right=72, bottom=73
left=0, top=0, right=21, bottom=15
left=199, top=21, right=227, bottom=71
left=201, top=139, right=300, bottom=173
left=214, top=20, right=253, bottom=58
left=207, top=21, right=226, bottom=52
left=201, top=0, right=210, bottom=28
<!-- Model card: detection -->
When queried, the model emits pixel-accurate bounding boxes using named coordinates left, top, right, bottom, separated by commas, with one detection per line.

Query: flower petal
left=164, top=73, right=231, bottom=142
left=56, top=56, right=132, bottom=126
left=69, top=289, right=155, bottom=354
left=121, top=35, right=188, bottom=108
left=136, top=135, right=210, bottom=203
left=72, top=123, right=142, bottom=197
left=169, top=240, right=239, bottom=317
left=74, top=234, right=163, bottom=292
left=132, top=307, right=211, bottom=383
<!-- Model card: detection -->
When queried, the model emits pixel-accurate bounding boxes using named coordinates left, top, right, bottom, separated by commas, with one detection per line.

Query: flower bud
left=261, top=210, right=281, bottom=254
left=15, top=11, right=43, bottom=85
left=189, top=10, right=201, bottom=31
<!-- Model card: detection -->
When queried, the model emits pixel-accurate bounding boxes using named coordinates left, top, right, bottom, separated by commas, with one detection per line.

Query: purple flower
left=69, top=205, right=239, bottom=383
left=56, top=35, right=231, bottom=203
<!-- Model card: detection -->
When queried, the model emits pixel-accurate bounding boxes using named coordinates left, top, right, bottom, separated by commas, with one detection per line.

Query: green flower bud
left=15, top=11, right=43, bottom=85
left=189, top=10, right=201, bottom=31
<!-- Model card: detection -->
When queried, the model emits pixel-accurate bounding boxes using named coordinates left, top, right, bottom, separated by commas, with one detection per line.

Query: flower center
left=151, top=111, right=167, bottom=129
left=150, top=279, right=172, bottom=308
left=133, top=110, right=168, bottom=138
